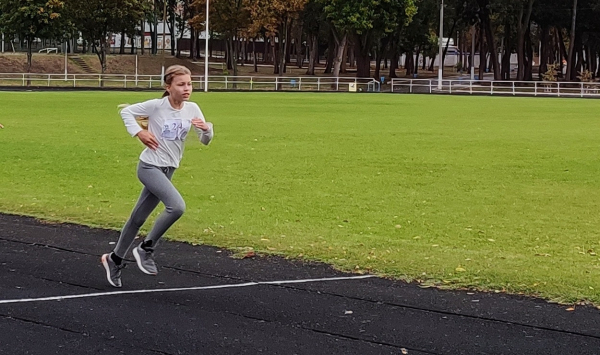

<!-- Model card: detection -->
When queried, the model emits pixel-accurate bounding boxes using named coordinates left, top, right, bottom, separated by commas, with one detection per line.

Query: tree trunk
left=119, top=30, right=126, bottom=54
left=26, top=40, right=32, bottom=73
left=428, top=53, right=436, bottom=71
left=332, top=31, right=347, bottom=78
left=354, top=33, right=372, bottom=78
left=94, top=36, right=108, bottom=87
left=141, top=18, right=145, bottom=55
left=469, top=25, right=476, bottom=75
left=278, top=20, right=289, bottom=76
left=307, top=34, right=317, bottom=75
left=348, top=45, right=355, bottom=68
left=405, top=51, right=414, bottom=76
left=389, top=51, right=399, bottom=78
left=538, top=25, right=548, bottom=80
left=479, top=25, right=485, bottom=80
left=575, top=35, right=583, bottom=75
left=524, top=26, right=533, bottom=80
left=170, top=9, right=176, bottom=56
left=272, top=35, right=279, bottom=74
left=341, top=41, right=348, bottom=73
left=414, top=47, right=420, bottom=74
left=196, top=31, right=201, bottom=59
left=589, top=47, right=597, bottom=77
left=374, top=50, right=382, bottom=80
left=295, top=35, right=303, bottom=68
left=501, top=22, right=511, bottom=80
left=284, top=26, right=291, bottom=73
left=253, top=38, right=258, bottom=73
left=225, top=38, right=232, bottom=70
left=324, top=30, right=335, bottom=74
left=566, top=0, right=578, bottom=81
left=152, top=6, right=158, bottom=55
left=441, top=20, right=457, bottom=69
left=233, top=38, right=239, bottom=76
left=189, top=29, right=196, bottom=60
left=483, top=17, right=500, bottom=79
left=516, top=0, right=534, bottom=81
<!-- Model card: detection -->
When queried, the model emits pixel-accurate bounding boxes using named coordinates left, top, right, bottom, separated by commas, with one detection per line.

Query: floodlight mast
left=204, top=0, right=209, bottom=92
left=438, top=0, right=444, bottom=90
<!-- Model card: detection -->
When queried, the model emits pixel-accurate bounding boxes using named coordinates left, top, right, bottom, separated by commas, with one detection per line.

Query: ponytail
left=162, top=90, right=170, bottom=97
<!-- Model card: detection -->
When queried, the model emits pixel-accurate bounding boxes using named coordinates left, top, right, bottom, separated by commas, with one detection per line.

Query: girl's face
left=167, top=74, right=193, bottom=101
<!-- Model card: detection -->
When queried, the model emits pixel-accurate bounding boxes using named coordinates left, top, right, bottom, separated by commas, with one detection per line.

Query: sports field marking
left=0, top=275, right=375, bottom=305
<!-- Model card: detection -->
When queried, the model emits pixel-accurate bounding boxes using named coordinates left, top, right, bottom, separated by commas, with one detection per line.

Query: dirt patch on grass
left=0, top=52, right=434, bottom=78
left=0, top=53, right=392, bottom=77
left=0, top=53, right=209, bottom=75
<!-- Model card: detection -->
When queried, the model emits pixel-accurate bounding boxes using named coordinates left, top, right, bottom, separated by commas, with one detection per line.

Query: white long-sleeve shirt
left=120, top=97, right=213, bottom=168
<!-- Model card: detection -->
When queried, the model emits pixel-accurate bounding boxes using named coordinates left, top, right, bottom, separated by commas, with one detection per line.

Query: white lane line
left=0, top=275, right=375, bottom=305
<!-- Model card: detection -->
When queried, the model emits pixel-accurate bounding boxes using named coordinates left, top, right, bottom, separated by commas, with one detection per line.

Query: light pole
left=64, top=41, right=68, bottom=80
left=204, top=0, right=209, bottom=92
left=471, top=25, right=475, bottom=80
left=161, top=0, right=167, bottom=85
left=438, top=0, right=444, bottom=90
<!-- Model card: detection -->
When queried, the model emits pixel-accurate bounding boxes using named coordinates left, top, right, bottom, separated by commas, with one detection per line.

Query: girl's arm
left=119, top=100, right=158, bottom=137
left=190, top=105, right=213, bottom=145
left=191, top=119, right=214, bottom=145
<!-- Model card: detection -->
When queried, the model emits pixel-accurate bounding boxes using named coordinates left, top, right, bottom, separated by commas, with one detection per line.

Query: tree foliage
left=0, top=0, right=67, bottom=72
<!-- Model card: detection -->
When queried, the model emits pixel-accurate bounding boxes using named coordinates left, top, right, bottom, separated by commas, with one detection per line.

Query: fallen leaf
left=566, top=307, right=575, bottom=311
left=401, top=348, right=408, bottom=354
left=455, top=267, right=466, bottom=272
left=243, top=251, right=256, bottom=259
left=344, top=310, right=353, bottom=315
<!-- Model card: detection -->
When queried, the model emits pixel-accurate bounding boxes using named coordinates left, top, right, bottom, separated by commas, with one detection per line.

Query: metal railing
left=390, top=78, right=600, bottom=98
left=0, top=73, right=382, bottom=93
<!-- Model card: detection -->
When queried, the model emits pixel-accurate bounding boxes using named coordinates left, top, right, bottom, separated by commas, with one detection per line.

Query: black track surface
left=1, top=213, right=599, bottom=354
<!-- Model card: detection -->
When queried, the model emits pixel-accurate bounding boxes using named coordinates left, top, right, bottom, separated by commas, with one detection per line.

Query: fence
left=390, top=78, right=600, bottom=98
left=0, top=73, right=381, bottom=93
left=4, top=73, right=597, bottom=98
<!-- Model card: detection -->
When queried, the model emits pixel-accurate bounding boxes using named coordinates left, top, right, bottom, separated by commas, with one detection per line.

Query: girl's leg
left=136, top=164, right=185, bottom=250
left=112, top=163, right=162, bottom=259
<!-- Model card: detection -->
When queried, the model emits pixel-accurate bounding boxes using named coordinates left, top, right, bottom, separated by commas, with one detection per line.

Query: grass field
left=1, top=91, right=600, bottom=304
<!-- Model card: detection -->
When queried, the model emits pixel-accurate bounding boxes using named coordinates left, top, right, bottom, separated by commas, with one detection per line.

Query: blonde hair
left=162, top=65, right=192, bottom=97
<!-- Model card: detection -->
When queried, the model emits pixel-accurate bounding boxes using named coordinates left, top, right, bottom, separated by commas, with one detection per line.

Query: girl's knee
left=169, top=200, right=186, bottom=218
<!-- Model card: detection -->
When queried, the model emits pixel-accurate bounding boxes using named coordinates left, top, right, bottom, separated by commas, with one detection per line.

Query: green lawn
left=1, top=91, right=600, bottom=304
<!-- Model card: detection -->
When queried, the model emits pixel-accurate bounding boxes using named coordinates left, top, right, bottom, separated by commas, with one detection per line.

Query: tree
left=515, top=0, right=535, bottom=80
left=247, top=0, right=307, bottom=75
left=301, top=0, right=327, bottom=75
left=321, top=0, right=416, bottom=78
left=191, top=0, right=251, bottom=76
left=0, top=0, right=67, bottom=74
left=565, top=0, right=577, bottom=80
left=66, top=0, right=146, bottom=75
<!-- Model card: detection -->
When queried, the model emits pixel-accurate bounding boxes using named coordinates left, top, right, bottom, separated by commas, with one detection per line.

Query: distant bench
left=38, top=48, right=58, bottom=54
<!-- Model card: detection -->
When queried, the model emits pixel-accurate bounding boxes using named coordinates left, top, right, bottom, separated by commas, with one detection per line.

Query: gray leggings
left=113, top=161, right=186, bottom=258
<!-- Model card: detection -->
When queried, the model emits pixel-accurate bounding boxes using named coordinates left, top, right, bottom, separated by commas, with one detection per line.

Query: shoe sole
left=101, top=254, right=121, bottom=288
left=133, top=247, right=157, bottom=275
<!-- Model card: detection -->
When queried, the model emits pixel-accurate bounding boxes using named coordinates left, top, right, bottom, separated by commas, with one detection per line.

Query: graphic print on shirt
left=161, top=119, right=190, bottom=141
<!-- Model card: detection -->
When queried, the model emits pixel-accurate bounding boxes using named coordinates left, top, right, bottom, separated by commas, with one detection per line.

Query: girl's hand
left=136, top=130, right=159, bottom=150
left=192, top=118, right=211, bottom=131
